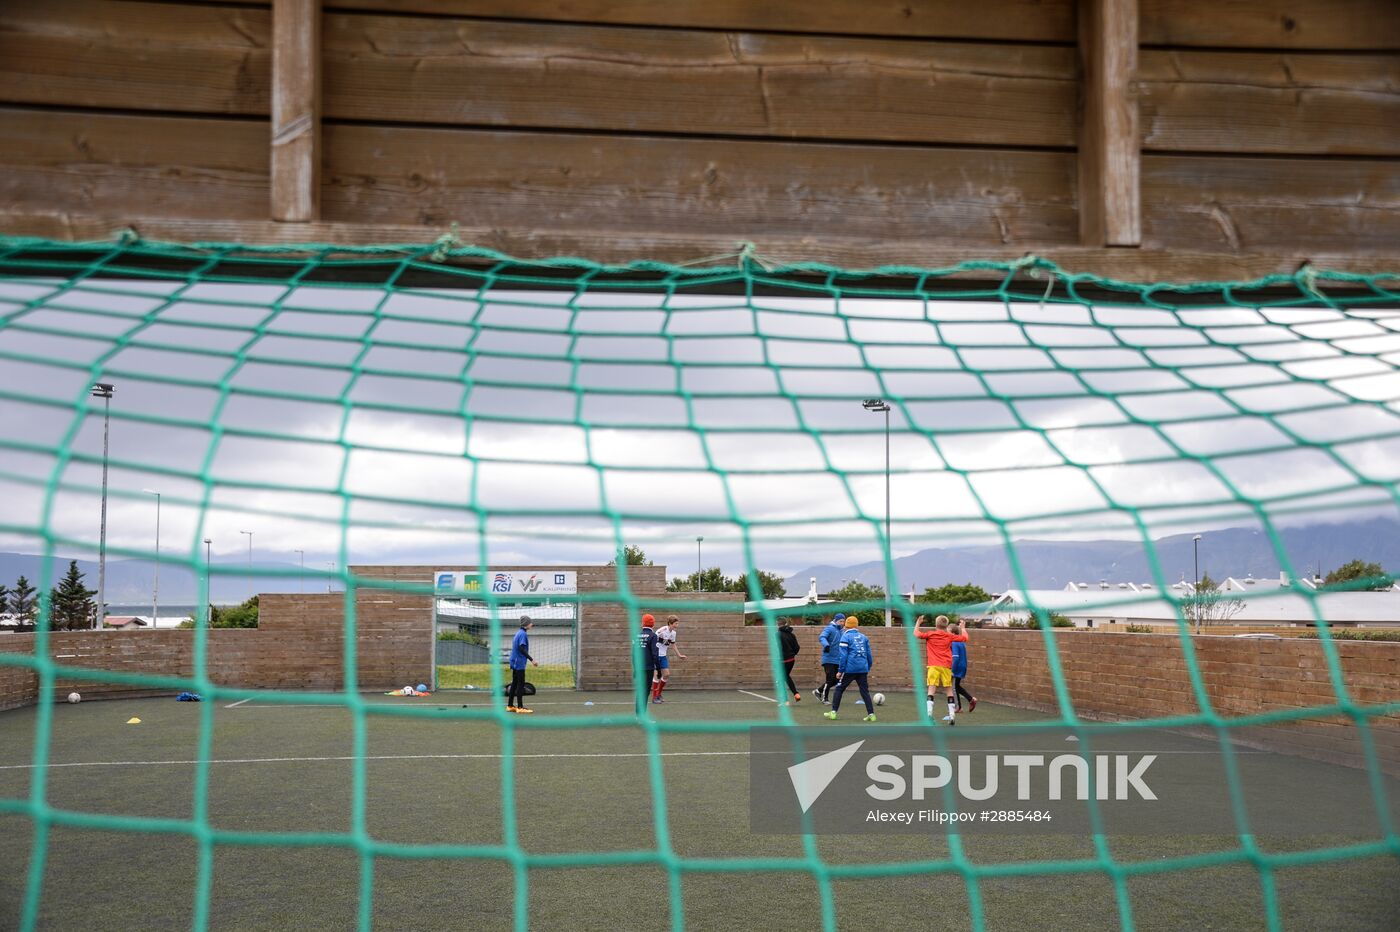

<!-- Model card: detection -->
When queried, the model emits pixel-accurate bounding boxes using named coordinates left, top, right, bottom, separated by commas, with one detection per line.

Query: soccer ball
left=67, top=692, right=81, bottom=704
left=874, top=692, right=885, bottom=706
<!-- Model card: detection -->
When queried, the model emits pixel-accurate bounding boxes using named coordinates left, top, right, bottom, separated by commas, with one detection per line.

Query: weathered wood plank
left=0, top=1, right=1078, bottom=148
left=11, top=3, right=1395, bottom=155
left=0, top=108, right=1076, bottom=245
left=4, top=207, right=1396, bottom=283
left=1143, top=154, right=1400, bottom=253
left=179, top=0, right=1400, bottom=48
left=324, top=15, right=1078, bottom=147
left=178, top=0, right=1078, bottom=42
left=1078, top=0, right=1140, bottom=246
left=271, top=0, right=320, bottom=221
left=4, top=108, right=1396, bottom=274
left=1139, top=50, right=1400, bottom=155
left=1141, top=0, right=1400, bottom=50
left=317, top=123, right=1078, bottom=243
left=0, top=108, right=269, bottom=222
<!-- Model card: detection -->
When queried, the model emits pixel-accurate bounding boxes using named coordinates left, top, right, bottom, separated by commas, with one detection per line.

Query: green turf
left=0, top=691, right=1396, bottom=930
left=436, top=663, right=575, bottom=690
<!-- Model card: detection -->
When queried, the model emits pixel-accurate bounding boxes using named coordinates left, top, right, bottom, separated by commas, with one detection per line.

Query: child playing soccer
left=914, top=614, right=968, bottom=724
left=949, top=622, right=977, bottom=713
left=652, top=614, right=686, bottom=703
left=823, top=616, right=877, bottom=722
left=813, top=613, right=846, bottom=703
left=636, top=613, right=659, bottom=713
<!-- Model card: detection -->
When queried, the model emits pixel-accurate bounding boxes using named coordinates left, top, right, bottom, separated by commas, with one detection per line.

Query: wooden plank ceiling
left=0, top=0, right=1396, bottom=281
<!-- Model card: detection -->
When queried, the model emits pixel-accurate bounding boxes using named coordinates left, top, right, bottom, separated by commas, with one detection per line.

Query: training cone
left=126, top=717, right=141, bottom=724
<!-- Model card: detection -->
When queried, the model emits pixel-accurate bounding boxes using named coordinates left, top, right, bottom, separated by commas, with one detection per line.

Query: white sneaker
left=941, top=714, right=955, bottom=723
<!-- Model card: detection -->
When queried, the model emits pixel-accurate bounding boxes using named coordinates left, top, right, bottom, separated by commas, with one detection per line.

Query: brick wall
left=4, top=572, right=1397, bottom=776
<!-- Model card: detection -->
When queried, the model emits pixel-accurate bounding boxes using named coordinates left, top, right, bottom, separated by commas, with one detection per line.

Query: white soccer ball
left=67, top=692, right=81, bottom=704
left=874, top=692, right=885, bottom=706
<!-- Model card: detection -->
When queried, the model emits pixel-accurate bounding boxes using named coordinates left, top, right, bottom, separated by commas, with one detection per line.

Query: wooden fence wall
left=0, top=0, right=1396, bottom=279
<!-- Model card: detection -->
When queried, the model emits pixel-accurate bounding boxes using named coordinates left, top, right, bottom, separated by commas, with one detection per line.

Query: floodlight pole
left=1192, top=534, right=1202, bottom=634
left=863, top=399, right=893, bottom=626
left=142, top=489, right=161, bottom=628
left=295, top=549, right=305, bottom=592
left=91, top=383, right=114, bottom=630
left=240, top=530, right=253, bottom=599
left=204, top=538, right=213, bottom=626
left=696, top=536, right=704, bottom=592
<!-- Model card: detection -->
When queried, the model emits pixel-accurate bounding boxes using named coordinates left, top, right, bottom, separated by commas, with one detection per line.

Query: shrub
left=1124, top=624, right=1154, bottom=633
left=1299, top=628, right=1400, bottom=642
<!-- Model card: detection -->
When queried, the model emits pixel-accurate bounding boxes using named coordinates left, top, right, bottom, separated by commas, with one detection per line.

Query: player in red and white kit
left=652, top=614, right=687, bottom=703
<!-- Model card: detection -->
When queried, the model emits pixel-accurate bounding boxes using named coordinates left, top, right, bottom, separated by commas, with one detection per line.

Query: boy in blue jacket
left=823, top=617, right=877, bottom=722
left=812, top=613, right=846, bottom=704
left=950, top=622, right=977, bottom=712
left=507, top=617, right=538, bottom=714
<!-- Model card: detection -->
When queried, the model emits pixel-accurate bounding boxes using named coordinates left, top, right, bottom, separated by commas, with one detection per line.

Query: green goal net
left=0, top=235, right=1397, bottom=931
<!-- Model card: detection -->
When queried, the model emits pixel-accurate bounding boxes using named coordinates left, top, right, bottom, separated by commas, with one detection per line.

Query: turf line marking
left=0, top=748, right=1263, bottom=771
left=737, top=689, right=777, bottom=703
left=224, top=697, right=253, bottom=708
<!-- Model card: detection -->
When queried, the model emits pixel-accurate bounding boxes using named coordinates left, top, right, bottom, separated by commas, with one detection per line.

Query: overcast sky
left=1, top=271, right=1397, bottom=587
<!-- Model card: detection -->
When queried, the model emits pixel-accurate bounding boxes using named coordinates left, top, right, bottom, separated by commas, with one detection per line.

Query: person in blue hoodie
left=812, top=613, right=846, bottom=704
left=823, top=616, right=877, bottom=722
left=949, top=622, right=977, bottom=713
left=508, top=616, right=538, bottom=714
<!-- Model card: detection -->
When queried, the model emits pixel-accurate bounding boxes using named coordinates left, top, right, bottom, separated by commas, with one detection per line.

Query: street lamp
left=1193, top=535, right=1202, bottom=591
left=142, top=488, right=161, bottom=628
left=91, top=382, right=114, bottom=629
left=295, top=549, right=305, bottom=592
left=204, top=538, right=213, bottom=626
left=326, top=561, right=335, bottom=594
left=240, top=530, right=253, bottom=599
left=696, top=536, right=704, bottom=592
left=862, top=398, right=893, bottom=627
left=1192, top=534, right=1203, bottom=635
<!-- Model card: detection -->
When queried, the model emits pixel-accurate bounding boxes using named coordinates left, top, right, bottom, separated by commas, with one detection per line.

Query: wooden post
left=271, top=0, right=320, bottom=222
left=1078, top=0, right=1139, bottom=246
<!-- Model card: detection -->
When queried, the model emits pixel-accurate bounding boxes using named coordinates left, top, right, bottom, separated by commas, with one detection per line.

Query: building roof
left=104, top=616, right=148, bottom=627
left=992, top=587, right=1400, bottom=625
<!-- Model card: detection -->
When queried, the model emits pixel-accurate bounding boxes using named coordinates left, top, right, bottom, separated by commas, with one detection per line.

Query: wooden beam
left=271, top=0, right=320, bottom=222
left=1079, top=0, right=1140, bottom=247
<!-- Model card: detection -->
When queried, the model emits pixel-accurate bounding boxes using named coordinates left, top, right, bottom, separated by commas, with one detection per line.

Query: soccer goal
left=433, top=598, right=578, bottom=690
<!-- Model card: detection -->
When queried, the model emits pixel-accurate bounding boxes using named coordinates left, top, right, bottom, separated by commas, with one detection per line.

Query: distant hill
left=0, top=553, right=331, bottom=606
left=783, top=517, right=1400, bottom=595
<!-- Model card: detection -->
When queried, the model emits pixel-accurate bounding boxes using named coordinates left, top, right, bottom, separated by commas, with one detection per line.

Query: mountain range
left=0, top=553, right=335, bottom=606
left=782, top=517, right=1400, bottom=596
left=2, top=516, right=1395, bottom=605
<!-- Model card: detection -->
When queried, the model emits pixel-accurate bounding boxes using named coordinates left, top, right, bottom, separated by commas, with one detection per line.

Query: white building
left=985, top=572, right=1400, bottom=629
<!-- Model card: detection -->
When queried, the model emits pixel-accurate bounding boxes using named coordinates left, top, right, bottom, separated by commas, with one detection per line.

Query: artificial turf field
left=1, top=689, right=1397, bottom=931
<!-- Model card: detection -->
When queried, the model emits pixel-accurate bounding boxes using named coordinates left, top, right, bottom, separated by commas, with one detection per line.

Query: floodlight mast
left=862, top=399, right=893, bottom=626
left=91, top=382, right=114, bottom=629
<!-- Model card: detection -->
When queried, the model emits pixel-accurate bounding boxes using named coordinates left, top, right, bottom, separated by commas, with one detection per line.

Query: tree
left=211, top=595, right=259, bottom=629
left=666, top=567, right=729, bottom=592
left=1181, top=573, right=1245, bottom=634
left=1323, top=559, right=1393, bottom=591
left=10, top=576, right=37, bottom=623
left=732, top=570, right=786, bottom=601
left=920, top=583, right=995, bottom=608
left=826, top=580, right=887, bottom=626
left=607, top=545, right=653, bottom=567
left=0, top=582, right=8, bottom=617
left=49, top=560, right=97, bottom=630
